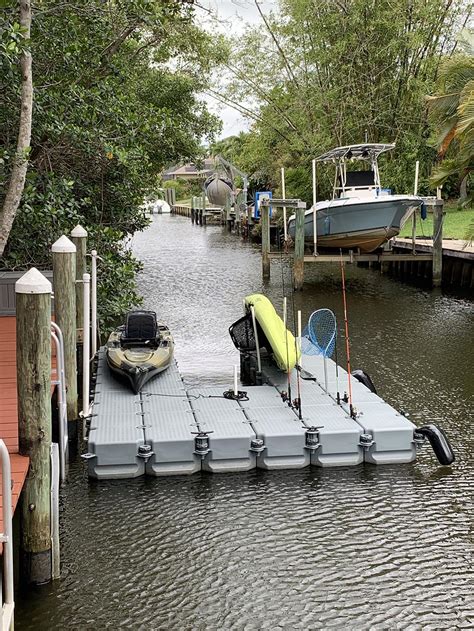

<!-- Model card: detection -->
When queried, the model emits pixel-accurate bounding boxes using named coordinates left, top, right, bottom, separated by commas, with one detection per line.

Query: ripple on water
left=16, top=216, right=474, bottom=630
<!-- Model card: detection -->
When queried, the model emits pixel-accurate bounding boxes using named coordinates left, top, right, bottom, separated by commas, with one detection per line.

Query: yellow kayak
left=244, top=294, right=299, bottom=371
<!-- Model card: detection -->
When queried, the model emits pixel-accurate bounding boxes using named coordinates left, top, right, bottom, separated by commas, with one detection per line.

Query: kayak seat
left=121, top=310, right=158, bottom=346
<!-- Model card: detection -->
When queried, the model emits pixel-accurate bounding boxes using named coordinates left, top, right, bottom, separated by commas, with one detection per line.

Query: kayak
left=106, top=310, right=174, bottom=393
left=244, top=294, right=299, bottom=371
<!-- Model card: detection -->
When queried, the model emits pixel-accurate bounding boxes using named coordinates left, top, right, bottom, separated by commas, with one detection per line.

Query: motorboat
left=288, top=143, right=423, bottom=252
left=204, top=173, right=234, bottom=207
left=106, top=310, right=174, bottom=393
left=152, top=199, right=171, bottom=214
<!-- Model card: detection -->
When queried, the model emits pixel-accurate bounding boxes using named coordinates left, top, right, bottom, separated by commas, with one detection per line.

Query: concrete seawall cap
left=71, top=224, right=88, bottom=238
left=51, top=235, right=76, bottom=253
left=15, top=267, right=52, bottom=294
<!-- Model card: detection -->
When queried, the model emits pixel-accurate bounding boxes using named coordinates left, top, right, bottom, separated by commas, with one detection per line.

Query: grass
left=175, top=197, right=192, bottom=206
left=399, top=203, right=474, bottom=240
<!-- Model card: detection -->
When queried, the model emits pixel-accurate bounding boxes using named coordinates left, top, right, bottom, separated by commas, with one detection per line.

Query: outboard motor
left=414, top=424, right=455, bottom=466
left=351, top=369, right=377, bottom=394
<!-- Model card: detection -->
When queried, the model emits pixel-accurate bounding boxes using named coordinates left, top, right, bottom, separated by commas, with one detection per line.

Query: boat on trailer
left=106, top=310, right=174, bottom=393
left=288, top=143, right=423, bottom=253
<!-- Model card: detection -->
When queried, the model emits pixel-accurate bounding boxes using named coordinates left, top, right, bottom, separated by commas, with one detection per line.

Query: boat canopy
left=315, top=143, right=395, bottom=163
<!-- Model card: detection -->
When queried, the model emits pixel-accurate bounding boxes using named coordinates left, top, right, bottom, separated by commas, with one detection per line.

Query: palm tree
left=427, top=32, right=474, bottom=200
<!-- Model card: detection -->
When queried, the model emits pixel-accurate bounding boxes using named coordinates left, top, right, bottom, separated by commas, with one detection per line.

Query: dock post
left=225, top=199, right=232, bottom=232
left=261, top=203, right=270, bottom=280
left=16, top=268, right=52, bottom=584
left=432, top=199, right=444, bottom=287
left=293, top=206, right=305, bottom=290
left=52, top=236, right=78, bottom=421
left=70, top=224, right=87, bottom=340
left=191, top=197, right=195, bottom=224
left=202, top=192, right=207, bottom=226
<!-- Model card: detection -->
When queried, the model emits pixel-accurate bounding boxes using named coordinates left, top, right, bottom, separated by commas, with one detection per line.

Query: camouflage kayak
left=105, top=310, right=174, bottom=393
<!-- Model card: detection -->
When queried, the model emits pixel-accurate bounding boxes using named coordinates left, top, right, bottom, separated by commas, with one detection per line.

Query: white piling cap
left=71, top=224, right=87, bottom=238
left=52, top=235, right=76, bottom=253
left=16, top=267, right=52, bottom=294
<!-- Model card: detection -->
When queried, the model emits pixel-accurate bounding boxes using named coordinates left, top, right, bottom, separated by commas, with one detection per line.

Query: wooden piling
left=261, top=203, right=270, bottom=280
left=52, top=235, right=78, bottom=421
left=202, top=193, right=206, bottom=226
left=293, top=206, right=305, bottom=290
left=70, top=224, right=87, bottom=340
left=16, top=268, right=52, bottom=584
left=432, top=199, right=444, bottom=287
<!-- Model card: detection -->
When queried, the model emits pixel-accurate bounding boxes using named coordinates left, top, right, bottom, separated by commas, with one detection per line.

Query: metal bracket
left=137, top=444, right=154, bottom=460
left=304, top=426, right=322, bottom=451
left=81, top=452, right=97, bottom=460
left=413, top=431, right=426, bottom=448
left=249, top=438, right=265, bottom=453
left=359, top=433, right=374, bottom=450
left=192, top=431, right=213, bottom=457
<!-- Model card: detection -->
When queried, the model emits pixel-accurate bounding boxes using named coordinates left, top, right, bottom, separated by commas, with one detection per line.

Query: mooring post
left=225, top=199, right=232, bottom=232
left=52, top=235, right=78, bottom=421
left=191, top=196, right=195, bottom=224
left=70, top=224, right=87, bottom=340
left=16, top=268, right=52, bottom=584
left=202, top=192, right=207, bottom=226
left=432, top=198, right=444, bottom=287
left=293, top=206, right=305, bottom=290
left=261, top=202, right=271, bottom=280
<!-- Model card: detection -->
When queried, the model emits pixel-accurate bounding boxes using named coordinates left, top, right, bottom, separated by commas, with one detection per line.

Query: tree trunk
left=0, top=0, right=33, bottom=258
left=459, top=174, right=468, bottom=201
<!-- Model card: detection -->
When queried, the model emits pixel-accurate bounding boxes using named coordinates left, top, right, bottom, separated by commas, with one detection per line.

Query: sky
left=194, top=0, right=278, bottom=139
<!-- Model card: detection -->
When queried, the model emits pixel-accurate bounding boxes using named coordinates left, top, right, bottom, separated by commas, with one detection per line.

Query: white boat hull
left=288, top=195, right=422, bottom=252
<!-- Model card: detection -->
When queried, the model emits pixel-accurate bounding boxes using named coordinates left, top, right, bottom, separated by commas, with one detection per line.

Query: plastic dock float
left=262, top=355, right=417, bottom=465
left=142, top=363, right=201, bottom=476
left=86, top=348, right=419, bottom=479
left=188, top=387, right=257, bottom=473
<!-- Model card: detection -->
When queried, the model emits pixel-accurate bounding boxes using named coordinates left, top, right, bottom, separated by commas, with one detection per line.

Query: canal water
left=17, top=216, right=473, bottom=629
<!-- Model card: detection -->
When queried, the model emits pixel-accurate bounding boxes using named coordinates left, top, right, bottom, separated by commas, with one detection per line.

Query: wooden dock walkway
left=0, top=316, right=30, bottom=534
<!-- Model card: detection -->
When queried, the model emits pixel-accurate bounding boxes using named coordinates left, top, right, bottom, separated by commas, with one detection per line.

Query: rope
left=145, top=392, right=249, bottom=401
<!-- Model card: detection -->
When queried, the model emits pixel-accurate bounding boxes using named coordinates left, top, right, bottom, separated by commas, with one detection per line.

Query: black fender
left=415, top=424, right=455, bottom=466
left=351, top=369, right=377, bottom=394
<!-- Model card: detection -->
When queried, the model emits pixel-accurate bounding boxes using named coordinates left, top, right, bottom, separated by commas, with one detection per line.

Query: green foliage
left=163, top=177, right=203, bottom=200
left=427, top=47, right=474, bottom=197
left=1, top=0, right=223, bottom=328
left=216, top=0, right=467, bottom=205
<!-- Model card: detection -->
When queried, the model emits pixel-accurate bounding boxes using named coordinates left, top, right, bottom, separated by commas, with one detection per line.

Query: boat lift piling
left=312, top=159, right=318, bottom=256
left=259, top=197, right=307, bottom=288
left=281, top=168, right=288, bottom=244
left=412, top=161, right=419, bottom=254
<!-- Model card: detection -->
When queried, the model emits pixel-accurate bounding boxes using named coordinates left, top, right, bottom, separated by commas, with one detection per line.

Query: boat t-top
left=288, top=143, right=423, bottom=252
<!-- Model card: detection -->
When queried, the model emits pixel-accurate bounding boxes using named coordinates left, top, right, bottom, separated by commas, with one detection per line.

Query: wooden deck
left=0, top=316, right=30, bottom=533
left=393, top=238, right=474, bottom=260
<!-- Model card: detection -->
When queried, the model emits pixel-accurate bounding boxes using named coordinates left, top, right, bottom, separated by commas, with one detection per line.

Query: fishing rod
left=279, top=231, right=293, bottom=406
left=289, top=271, right=303, bottom=420
left=340, top=251, right=355, bottom=418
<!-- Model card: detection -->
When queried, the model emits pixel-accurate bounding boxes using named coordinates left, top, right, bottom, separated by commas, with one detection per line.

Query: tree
left=0, top=0, right=32, bottom=257
left=1, top=0, right=224, bottom=326
left=213, top=0, right=469, bottom=203
left=427, top=31, right=474, bottom=199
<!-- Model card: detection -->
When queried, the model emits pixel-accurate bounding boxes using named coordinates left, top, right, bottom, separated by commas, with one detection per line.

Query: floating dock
left=86, top=349, right=419, bottom=479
